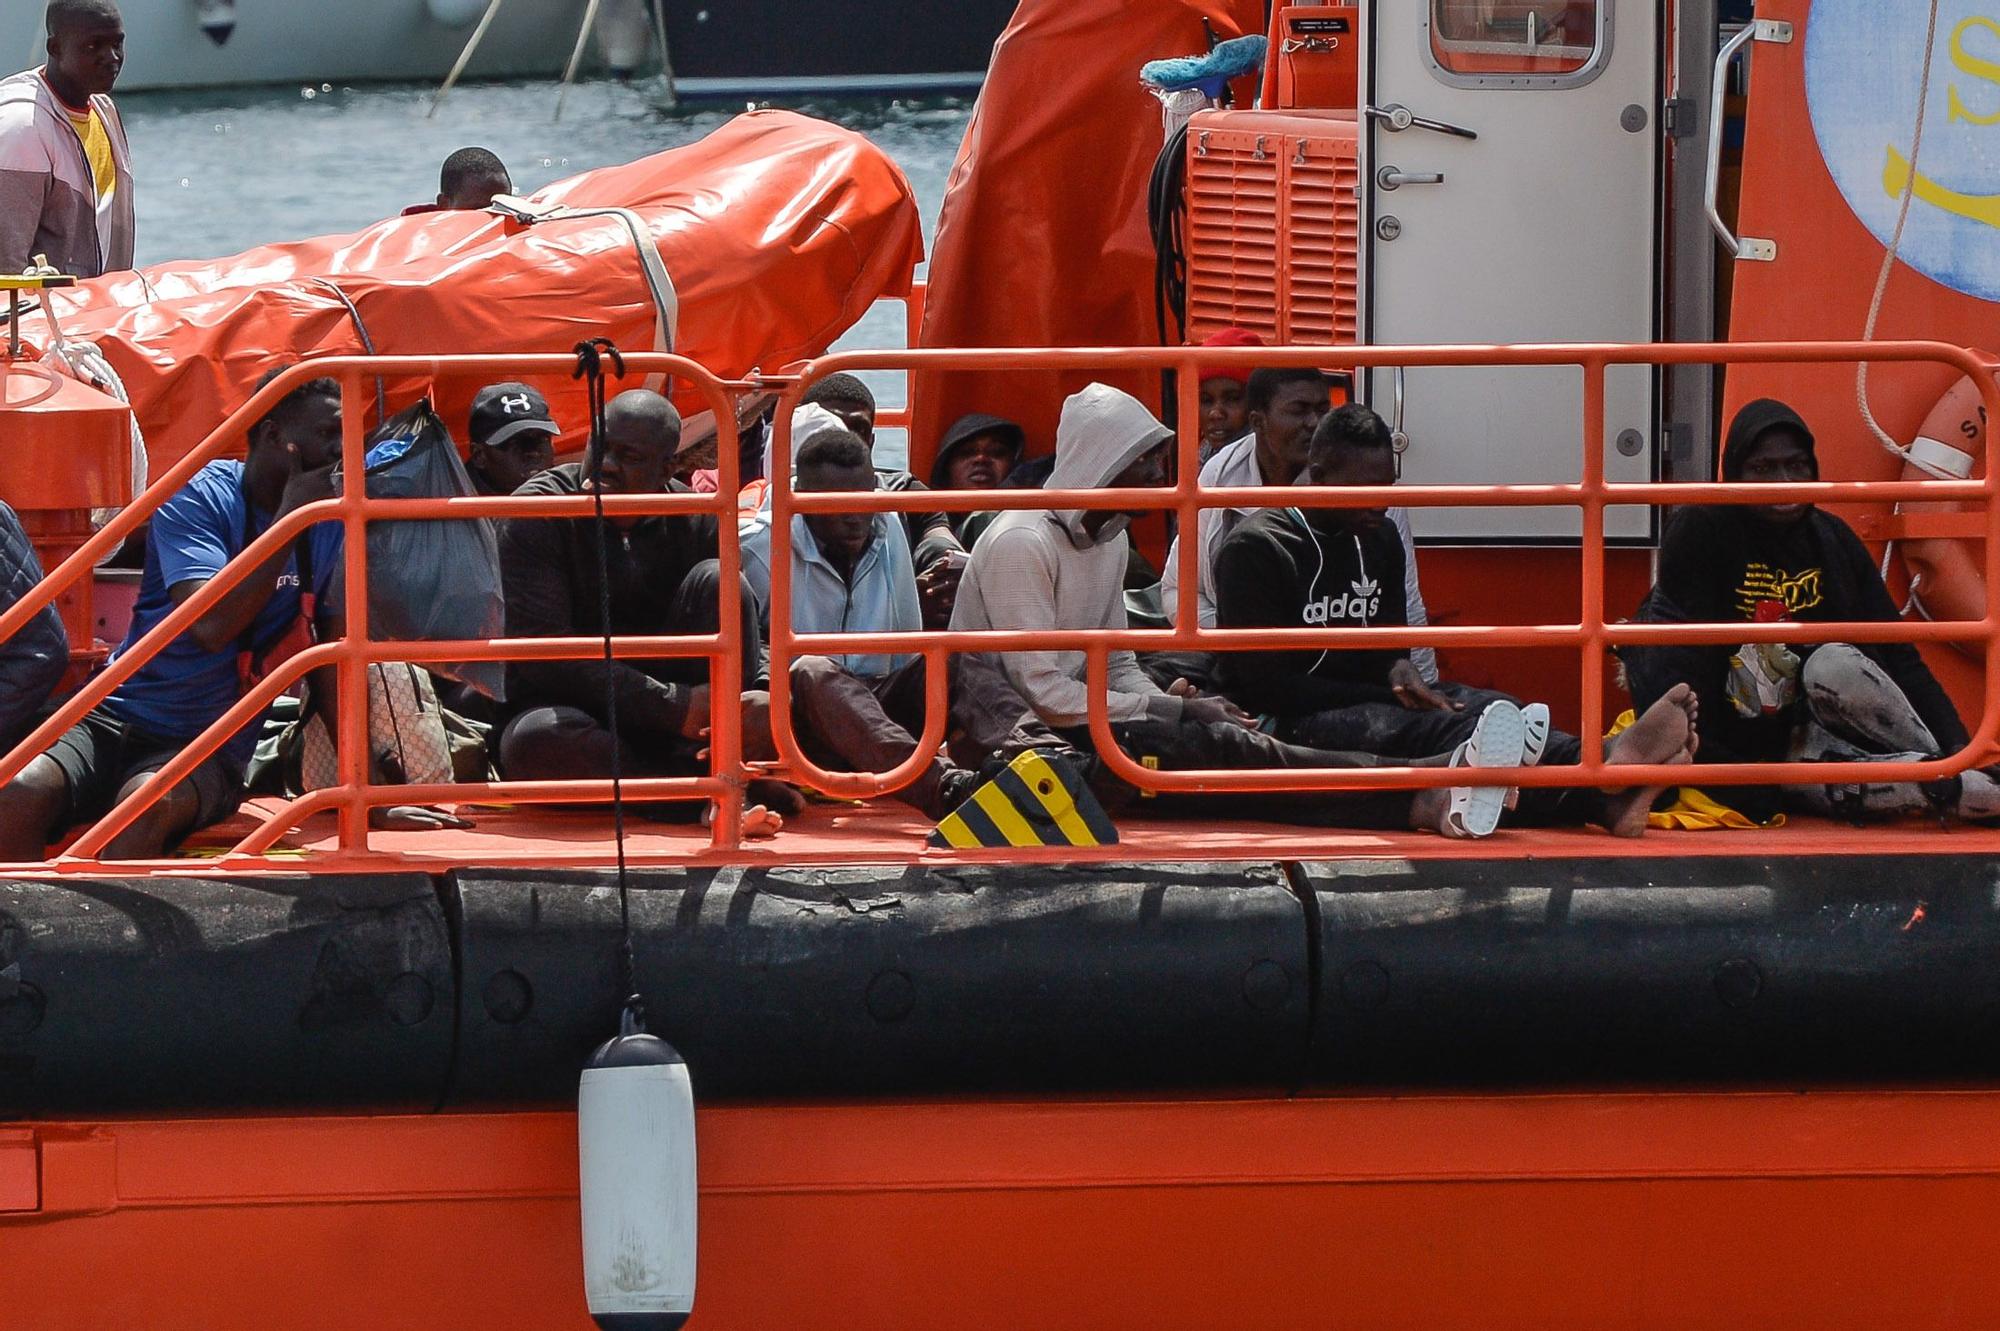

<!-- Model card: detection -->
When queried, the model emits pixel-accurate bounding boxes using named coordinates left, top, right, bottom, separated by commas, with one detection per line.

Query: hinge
left=1662, top=97, right=1696, bottom=139
left=1752, top=18, right=1793, bottom=43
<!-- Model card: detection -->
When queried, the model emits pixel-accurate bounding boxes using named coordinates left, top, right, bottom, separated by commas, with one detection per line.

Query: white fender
left=578, top=1016, right=697, bottom=1330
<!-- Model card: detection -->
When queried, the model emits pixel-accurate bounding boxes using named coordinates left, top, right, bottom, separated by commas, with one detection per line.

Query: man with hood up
left=0, top=0, right=134, bottom=278
left=950, top=382, right=1529, bottom=837
left=1621, top=397, right=2000, bottom=824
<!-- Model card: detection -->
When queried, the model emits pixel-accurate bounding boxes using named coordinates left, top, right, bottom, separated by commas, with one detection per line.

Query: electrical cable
left=573, top=337, right=643, bottom=1027
left=1148, top=117, right=1193, bottom=423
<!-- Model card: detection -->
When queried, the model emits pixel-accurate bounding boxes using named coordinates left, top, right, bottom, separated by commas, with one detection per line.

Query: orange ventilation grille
left=1183, top=109, right=1361, bottom=347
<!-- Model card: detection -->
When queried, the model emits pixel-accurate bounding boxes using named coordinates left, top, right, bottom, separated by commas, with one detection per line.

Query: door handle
left=1365, top=103, right=1479, bottom=140
left=1377, top=166, right=1444, bottom=190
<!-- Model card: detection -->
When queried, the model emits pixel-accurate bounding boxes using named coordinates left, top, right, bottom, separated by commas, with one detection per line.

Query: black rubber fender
left=0, top=873, right=452, bottom=1114
left=1300, top=854, right=2000, bottom=1085
left=448, top=860, right=1309, bottom=1102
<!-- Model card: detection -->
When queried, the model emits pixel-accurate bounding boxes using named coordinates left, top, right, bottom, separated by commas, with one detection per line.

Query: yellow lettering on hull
left=1883, top=143, right=2000, bottom=231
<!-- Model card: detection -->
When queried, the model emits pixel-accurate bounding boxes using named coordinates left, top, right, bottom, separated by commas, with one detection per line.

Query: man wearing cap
left=1193, top=326, right=1260, bottom=463
left=1622, top=397, right=2000, bottom=826
left=467, top=381, right=560, bottom=496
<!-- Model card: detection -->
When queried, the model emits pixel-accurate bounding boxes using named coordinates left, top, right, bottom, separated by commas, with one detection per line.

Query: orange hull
left=10, top=1091, right=2000, bottom=1329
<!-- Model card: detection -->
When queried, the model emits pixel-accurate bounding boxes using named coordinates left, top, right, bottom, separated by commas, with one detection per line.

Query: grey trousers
left=1788, top=643, right=1999, bottom=819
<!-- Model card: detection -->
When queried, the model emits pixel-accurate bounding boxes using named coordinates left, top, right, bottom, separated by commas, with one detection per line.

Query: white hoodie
left=950, top=383, right=1183, bottom=728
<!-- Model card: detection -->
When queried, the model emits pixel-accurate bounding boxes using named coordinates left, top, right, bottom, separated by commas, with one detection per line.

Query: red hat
left=1197, top=326, right=1264, bottom=386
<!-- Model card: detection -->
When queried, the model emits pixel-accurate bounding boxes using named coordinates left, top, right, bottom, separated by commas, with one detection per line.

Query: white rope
left=1857, top=0, right=1944, bottom=465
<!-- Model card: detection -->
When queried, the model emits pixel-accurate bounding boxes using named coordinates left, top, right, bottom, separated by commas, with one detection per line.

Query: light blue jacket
left=741, top=512, right=921, bottom=678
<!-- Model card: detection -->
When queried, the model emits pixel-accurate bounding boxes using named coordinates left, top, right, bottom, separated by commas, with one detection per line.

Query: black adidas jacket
left=1213, top=505, right=1409, bottom=716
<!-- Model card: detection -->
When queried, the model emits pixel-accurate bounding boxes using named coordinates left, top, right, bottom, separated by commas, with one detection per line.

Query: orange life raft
left=15, top=109, right=925, bottom=472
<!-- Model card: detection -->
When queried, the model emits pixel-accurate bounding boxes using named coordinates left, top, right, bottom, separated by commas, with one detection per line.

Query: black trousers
left=1277, top=683, right=1605, bottom=827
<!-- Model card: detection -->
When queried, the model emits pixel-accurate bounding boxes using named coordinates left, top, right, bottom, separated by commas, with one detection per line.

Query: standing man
left=0, top=0, right=134, bottom=278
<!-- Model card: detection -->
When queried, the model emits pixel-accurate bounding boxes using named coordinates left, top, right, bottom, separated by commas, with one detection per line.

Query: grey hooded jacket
left=0, top=67, right=136, bottom=278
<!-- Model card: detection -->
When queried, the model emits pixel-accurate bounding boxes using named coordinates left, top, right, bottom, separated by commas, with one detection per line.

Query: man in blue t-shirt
left=0, top=374, right=346, bottom=859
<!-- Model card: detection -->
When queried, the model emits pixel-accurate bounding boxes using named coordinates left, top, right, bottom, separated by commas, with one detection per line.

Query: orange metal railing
left=0, top=338, right=1992, bottom=872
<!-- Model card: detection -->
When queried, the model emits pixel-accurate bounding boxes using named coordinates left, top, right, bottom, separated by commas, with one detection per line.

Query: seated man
left=0, top=499, right=68, bottom=752
left=950, top=381, right=1534, bottom=838
left=465, top=381, right=559, bottom=496
left=800, top=373, right=967, bottom=626
left=1622, top=398, right=1999, bottom=824
left=0, top=374, right=346, bottom=860
left=1158, top=366, right=1437, bottom=682
left=742, top=424, right=1060, bottom=819
left=1215, top=404, right=1698, bottom=838
left=496, top=388, right=793, bottom=830
left=931, top=411, right=1025, bottom=548
left=1193, top=326, right=1260, bottom=463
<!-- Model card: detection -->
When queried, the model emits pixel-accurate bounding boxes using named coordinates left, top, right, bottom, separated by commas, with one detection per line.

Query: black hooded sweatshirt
left=1213, top=504, right=1410, bottom=715
left=1624, top=399, right=1969, bottom=816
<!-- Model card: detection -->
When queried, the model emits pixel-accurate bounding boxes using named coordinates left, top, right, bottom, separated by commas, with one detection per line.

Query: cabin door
left=1363, top=0, right=1661, bottom=541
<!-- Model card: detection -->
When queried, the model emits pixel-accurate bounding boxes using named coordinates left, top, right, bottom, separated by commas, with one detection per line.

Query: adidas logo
left=1302, top=576, right=1381, bottom=624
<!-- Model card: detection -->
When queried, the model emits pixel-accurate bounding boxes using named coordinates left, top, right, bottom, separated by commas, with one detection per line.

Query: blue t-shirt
left=104, top=460, right=342, bottom=760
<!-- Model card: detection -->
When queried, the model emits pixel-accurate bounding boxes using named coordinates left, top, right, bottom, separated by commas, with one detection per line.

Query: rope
left=1857, top=0, right=1944, bottom=467
left=308, top=278, right=388, bottom=426
left=574, top=337, right=643, bottom=1030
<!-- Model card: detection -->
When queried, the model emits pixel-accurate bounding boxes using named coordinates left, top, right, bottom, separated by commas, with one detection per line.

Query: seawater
left=118, top=78, right=973, bottom=467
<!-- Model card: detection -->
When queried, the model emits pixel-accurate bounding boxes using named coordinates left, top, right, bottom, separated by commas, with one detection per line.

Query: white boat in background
left=4, top=0, right=1006, bottom=96
left=4, top=0, right=644, bottom=91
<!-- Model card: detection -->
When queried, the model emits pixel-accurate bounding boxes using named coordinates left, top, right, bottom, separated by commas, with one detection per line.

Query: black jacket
left=1213, top=505, right=1409, bottom=715
left=0, top=501, right=65, bottom=743
left=497, top=463, right=720, bottom=737
left=1624, top=502, right=1970, bottom=816
left=878, top=468, right=964, bottom=571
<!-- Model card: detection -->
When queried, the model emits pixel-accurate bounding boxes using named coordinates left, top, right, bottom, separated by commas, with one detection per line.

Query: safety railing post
left=336, top=370, right=372, bottom=852
left=1579, top=357, right=1607, bottom=765
left=1172, top=349, right=1204, bottom=636
left=708, top=391, right=746, bottom=848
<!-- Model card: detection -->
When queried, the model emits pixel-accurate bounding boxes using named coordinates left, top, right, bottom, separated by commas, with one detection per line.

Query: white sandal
left=1441, top=700, right=1527, bottom=839
left=1504, top=702, right=1552, bottom=811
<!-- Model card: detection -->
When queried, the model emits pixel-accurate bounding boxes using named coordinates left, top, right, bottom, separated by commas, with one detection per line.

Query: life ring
left=1896, top=364, right=2000, bottom=658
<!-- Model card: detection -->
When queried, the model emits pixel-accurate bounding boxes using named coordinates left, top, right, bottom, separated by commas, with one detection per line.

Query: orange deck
left=150, top=797, right=2000, bottom=871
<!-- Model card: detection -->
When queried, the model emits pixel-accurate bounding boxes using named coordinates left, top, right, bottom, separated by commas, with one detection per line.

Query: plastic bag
left=332, top=399, right=507, bottom=700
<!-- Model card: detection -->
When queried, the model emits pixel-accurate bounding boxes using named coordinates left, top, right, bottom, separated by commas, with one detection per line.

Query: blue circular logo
left=1806, top=0, right=2000, bottom=303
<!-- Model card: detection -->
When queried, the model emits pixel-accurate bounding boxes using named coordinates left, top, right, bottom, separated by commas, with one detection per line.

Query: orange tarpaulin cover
left=24, top=109, right=924, bottom=469
left=910, top=0, right=1263, bottom=473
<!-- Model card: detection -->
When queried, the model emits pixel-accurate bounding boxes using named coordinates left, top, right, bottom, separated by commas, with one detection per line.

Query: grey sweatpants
left=1788, top=643, right=1999, bottom=819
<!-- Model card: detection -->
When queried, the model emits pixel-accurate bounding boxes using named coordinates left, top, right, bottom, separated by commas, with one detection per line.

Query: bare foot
left=741, top=804, right=784, bottom=839
left=1600, top=684, right=1700, bottom=837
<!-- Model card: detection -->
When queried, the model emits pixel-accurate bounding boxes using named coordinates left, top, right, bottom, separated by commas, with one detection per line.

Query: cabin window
left=1426, top=0, right=1610, bottom=88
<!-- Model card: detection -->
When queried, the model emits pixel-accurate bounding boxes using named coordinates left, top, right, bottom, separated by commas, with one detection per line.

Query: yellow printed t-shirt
left=65, top=103, right=115, bottom=203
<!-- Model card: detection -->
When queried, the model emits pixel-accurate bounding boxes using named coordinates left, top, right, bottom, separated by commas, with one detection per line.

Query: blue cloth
left=105, top=460, right=342, bottom=761
left=740, top=511, right=921, bottom=679
left=1140, top=35, right=1267, bottom=96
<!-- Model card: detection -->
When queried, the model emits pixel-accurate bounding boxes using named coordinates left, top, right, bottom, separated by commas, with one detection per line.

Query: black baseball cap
left=470, top=382, right=560, bottom=448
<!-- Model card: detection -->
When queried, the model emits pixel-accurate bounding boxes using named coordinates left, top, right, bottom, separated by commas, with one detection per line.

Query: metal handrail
left=0, top=337, right=1992, bottom=870
left=765, top=339, right=2000, bottom=802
